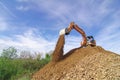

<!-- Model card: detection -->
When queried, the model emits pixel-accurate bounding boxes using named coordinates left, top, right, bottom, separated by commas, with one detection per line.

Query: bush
left=0, top=58, right=18, bottom=80
left=0, top=53, right=51, bottom=80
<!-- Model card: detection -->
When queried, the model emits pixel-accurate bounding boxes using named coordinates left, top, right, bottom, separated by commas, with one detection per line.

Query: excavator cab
left=65, top=28, right=70, bottom=35
left=87, top=36, right=96, bottom=47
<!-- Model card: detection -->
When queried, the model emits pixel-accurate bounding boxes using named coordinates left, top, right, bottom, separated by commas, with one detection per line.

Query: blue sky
left=0, top=0, right=120, bottom=55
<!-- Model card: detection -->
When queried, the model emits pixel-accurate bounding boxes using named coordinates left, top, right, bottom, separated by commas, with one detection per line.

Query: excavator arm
left=67, top=22, right=87, bottom=47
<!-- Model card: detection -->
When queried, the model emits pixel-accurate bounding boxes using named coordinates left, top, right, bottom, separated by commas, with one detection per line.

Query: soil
left=51, top=35, right=65, bottom=62
left=32, top=35, right=120, bottom=80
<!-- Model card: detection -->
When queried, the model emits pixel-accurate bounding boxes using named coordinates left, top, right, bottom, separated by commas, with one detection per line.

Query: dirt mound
left=32, top=35, right=120, bottom=80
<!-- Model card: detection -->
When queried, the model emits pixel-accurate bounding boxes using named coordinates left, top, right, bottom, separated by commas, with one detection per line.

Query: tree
left=1, top=47, right=17, bottom=59
left=20, top=50, right=33, bottom=59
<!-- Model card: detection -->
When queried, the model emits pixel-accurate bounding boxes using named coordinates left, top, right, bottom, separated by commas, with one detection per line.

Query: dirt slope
left=32, top=45, right=120, bottom=80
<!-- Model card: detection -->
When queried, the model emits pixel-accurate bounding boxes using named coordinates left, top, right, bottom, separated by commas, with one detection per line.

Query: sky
left=0, top=0, right=120, bottom=56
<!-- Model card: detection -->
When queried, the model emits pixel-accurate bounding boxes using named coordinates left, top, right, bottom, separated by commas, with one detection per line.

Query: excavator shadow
left=62, top=47, right=82, bottom=60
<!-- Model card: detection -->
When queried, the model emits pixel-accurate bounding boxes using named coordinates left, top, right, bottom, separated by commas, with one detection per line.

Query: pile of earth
left=32, top=35, right=120, bottom=80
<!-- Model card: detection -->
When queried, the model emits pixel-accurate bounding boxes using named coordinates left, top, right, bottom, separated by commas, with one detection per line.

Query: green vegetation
left=0, top=47, right=52, bottom=80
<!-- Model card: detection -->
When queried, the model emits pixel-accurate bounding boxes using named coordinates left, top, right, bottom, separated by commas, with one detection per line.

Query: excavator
left=59, top=22, right=96, bottom=47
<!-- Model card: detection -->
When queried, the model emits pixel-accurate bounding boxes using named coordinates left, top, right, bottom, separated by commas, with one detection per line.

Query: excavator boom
left=74, top=25, right=87, bottom=47
left=67, top=22, right=87, bottom=47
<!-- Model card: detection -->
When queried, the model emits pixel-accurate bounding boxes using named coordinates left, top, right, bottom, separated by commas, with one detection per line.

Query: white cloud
left=0, top=1, right=16, bottom=17
left=16, top=5, right=30, bottom=11
left=16, top=0, right=32, bottom=11
left=0, top=27, right=85, bottom=56
left=15, top=0, right=119, bottom=27
left=28, top=0, right=73, bottom=23
left=64, top=35, right=82, bottom=53
left=0, top=1, right=16, bottom=32
left=17, top=0, right=29, bottom=2
left=0, top=29, right=56, bottom=56
left=0, top=17, right=8, bottom=31
left=96, top=10, right=120, bottom=54
left=28, top=0, right=114, bottom=27
left=0, top=24, right=7, bottom=31
left=14, top=0, right=120, bottom=28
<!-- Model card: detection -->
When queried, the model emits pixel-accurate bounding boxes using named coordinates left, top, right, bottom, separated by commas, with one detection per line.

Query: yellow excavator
left=59, top=22, right=96, bottom=47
